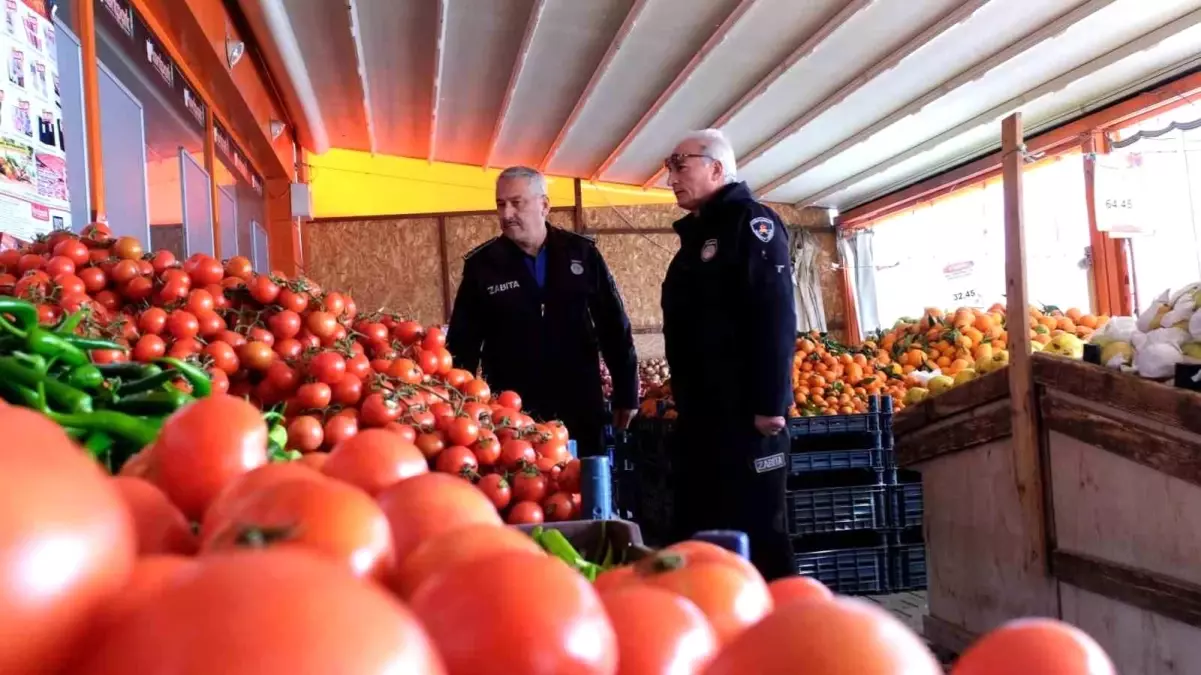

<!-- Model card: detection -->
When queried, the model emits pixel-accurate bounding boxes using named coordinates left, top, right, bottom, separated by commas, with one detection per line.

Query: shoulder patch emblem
left=700, top=239, right=718, bottom=262
left=570, top=260, right=584, bottom=276
left=750, top=217, right=775, bottom=243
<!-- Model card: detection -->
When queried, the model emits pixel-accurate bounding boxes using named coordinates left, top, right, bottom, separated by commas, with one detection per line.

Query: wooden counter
left=898, top=353, right=1201, bottom=672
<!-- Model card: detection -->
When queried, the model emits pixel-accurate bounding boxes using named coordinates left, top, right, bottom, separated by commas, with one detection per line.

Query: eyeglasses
left=663, top=153, right=713, bottom=173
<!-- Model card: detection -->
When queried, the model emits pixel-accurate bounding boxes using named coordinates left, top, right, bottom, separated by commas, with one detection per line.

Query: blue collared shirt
left=523, top=247, right=547, bottom=289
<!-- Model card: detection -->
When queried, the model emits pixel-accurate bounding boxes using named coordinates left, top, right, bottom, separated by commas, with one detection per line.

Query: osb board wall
left=444, top=214, right=499, bottom=303
left=302, top=218, right=445, bottom=325
left=150, top=225, right=184, bottom=261
left=595, top=233, right=680, bottom=329
left=813, top=230, right=848, bottom=342
left=584, top=203, right=680, bottom=231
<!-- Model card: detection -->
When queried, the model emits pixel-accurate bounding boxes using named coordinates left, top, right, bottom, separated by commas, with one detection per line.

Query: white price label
left=1095, top=152, right=1148, bottom=237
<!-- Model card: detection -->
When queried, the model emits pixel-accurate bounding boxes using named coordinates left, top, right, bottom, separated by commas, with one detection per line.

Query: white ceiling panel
left=355, top=0, right=438, bottom=158
left=595, top=0, right=847, bottom=185
left=490, top=0, right=635, bottom=168
left=279, top=0, right=371, bottom=151
left=433, top=0, right=536, bottom=165
left=761, top=0, right=1201, bottom=203
left=543, top=0, right=742, bottom=177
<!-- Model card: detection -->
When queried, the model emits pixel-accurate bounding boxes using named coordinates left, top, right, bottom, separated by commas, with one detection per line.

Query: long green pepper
left=155, top=358, right=212, bottom=398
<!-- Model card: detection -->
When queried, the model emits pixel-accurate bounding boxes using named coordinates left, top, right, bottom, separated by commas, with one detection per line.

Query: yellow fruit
left=953, top=369, right=978, bottom=386
left=903, top=388, right=930, bottom=405
left=1150, top=307, right=1170, bottom=330
left=976, top=350, right=1010, bottom=374
left=927, top=375, right=955, bottom=396
left=1183, top=342, right=1201, bottom=360
left=1044, top=334, right=1084, bottom=359
left=1030, top=341, right=1045, bottom=353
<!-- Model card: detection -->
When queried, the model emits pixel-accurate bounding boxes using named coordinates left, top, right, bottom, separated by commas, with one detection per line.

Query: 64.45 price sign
left=1094, top=151, right=1148, bottom=238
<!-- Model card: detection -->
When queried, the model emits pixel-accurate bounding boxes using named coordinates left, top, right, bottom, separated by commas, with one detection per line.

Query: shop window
left=865, top=153, right=1093, bottom=328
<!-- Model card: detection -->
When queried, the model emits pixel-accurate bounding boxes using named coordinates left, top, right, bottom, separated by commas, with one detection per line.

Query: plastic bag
left=1144, top=326, right=1190, bottom=348
left=1090, top=316, right=1136, bottom=346
left=1137, top=289, right=1171, bottom=332
left=1190, top=308, right=1201, bottom=341
left=1133, top=342, right=1183, bottom=379
left=907, top=369, right=942, bottom=386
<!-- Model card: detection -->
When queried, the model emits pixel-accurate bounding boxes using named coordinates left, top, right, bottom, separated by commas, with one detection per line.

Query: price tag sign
left=1094, top=151, right=1149, bottom=238
left=943, top=261, right=980, bottom=307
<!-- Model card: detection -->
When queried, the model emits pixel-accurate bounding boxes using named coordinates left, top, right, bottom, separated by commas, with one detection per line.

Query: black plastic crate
left=888, top=528, right=927, bottom=592
left=793, top=531, right=889, bottom=595
left=788, top=395, right=894, bottom=455
left=888, top=470, right=923, bottom=529
left=785, top=470, right=888, bottom=535
left=790, top=447, right=886, bottom=474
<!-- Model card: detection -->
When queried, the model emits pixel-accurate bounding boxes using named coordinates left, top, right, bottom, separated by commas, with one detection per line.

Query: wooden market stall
left=896, top=113, right=1201, bottom=673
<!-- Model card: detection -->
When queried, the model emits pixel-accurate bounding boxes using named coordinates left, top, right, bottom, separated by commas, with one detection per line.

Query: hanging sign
left=1094, top=151, right=1149, bottom=238
left=943, top=260, right=980, bottom=307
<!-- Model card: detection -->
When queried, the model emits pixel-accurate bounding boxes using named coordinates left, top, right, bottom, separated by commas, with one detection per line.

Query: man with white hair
left=447, top=166, right=640, bottom=459
left=661, top=129, right=797, bottom=580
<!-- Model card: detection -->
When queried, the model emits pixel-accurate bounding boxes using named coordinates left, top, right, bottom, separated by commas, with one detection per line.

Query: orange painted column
left=266, top=177, right=300, bottom=276
left=72, top=0, right=105, bottom=222
left=205, top=107, right=221, bottom=259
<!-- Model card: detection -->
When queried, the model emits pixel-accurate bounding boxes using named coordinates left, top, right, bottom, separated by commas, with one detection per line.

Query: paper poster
left=0, top=0, right=68, bottom=239
left=1094, top=151, right=1149, bottom=238
left=943, top=260, right=981, bottom=307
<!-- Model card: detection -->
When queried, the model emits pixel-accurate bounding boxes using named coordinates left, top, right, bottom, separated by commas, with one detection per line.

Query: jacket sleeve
left=446, top=259, right=485, bottom=375
left=738, top=204, right=797, bottom=418
left=589, top=246, right=640, bottom=411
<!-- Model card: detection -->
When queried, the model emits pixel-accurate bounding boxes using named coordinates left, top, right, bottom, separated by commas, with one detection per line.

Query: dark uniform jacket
left=446, top=225, right=639, bottom=429
left=662, top=181, right=796, bottom=425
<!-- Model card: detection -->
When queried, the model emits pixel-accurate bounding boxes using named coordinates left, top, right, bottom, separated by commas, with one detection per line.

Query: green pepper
left=46, top=410, right=159, bottom=449
left=83, top=431, right=114, bottom=459
left=63, top=335, right=128, bottom=352
left=155, top=357, right=212, bottom=398
left=0, top=356, right=92, bottom=413
left=112, top=389, right=193, bottom=415
left=117, top=370, right=179, bottom=396
left=97, top=362, right=163, bottom=379
left=66, top=364, right=104, bottom=391
left=55, top=310, right=87, bottom=336
left=0, top=297, right=37, bottom=330
left=27, top=327, right=90, bottom=368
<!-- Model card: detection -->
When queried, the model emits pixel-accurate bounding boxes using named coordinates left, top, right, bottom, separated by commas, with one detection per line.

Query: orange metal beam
left=205, top=106, right=222, bottom=259
left=73, top=0, right=105, bottom=221
left=839, top=259, right=861, bottom=345
left=842, top=69, right=1201, bottom=227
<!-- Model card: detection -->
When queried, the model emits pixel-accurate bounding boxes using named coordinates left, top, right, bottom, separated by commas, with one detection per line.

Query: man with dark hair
left=447, top=166, right=639, bottom=457
left=661, top=130, right=798, bottom=581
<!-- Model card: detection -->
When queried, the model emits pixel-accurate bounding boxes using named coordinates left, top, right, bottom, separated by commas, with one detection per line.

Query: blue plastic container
left=579, top=456, right=613, bottom=521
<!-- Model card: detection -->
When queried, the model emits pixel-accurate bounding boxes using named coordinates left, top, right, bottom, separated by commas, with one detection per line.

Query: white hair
left=497, top=166, right=548, bottom=196
left=679, top=128, right=738, bottom=184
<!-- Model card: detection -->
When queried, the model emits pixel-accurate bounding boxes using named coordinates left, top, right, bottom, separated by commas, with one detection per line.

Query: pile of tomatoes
left=0, top=225, right=581, bottom=524
left=1, top=394, right=1116, bottom=673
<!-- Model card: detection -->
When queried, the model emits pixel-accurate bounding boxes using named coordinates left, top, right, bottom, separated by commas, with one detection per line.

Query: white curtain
left=792, top=228, right=827, bottom=332
left=839, top=229, right=881, bottom=336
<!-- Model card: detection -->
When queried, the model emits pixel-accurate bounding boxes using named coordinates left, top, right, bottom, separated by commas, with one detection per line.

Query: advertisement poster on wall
left=0, top=0, right=68, bottom=241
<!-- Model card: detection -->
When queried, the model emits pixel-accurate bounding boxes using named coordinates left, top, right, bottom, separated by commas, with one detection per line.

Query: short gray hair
left=679, top=129, right=737, bottom=184
left=497, top=166, right=548, bottom=196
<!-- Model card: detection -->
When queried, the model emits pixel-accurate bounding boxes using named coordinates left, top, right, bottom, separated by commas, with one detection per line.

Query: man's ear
left=540, top=195, right=551, bottom=217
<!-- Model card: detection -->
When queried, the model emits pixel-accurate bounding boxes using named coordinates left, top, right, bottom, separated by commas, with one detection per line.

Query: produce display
left=1089, top=281, right=1201, bottom=380
left=601, top=357, right=670, bottom=402
left=0, top=225, right=583, bottom=525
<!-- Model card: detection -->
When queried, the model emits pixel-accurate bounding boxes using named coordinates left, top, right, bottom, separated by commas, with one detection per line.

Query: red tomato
left=70, top=550, right=447, bottom=675
left=79, top=267, right=107, bottom=294
left=345, top=352, right=372, bottom=380
left=45, top=255, right=76, bottom=278
left=267, top=309, right=301, bottom=339
left=247, top=326, right=275, bottom=346
left=112, top=477, right=198, bottom=556
left=421, top=327, right=446, bottom=351
left=136, top=307, right=167, bottom=335
left=434, top=445, right=479, bottom=477
left=376, top=472, right=503, bottom=565
left=331, top=373, right=363, bottom=406
left=198, top=462, right=320, bottom=540
left=506, top=500, right=545, bottom=525
left=471, top=431, right=501, bottom=467
left=463, top=379, right=492, bottom=402
left=542, top=492, right=575, bottom=522
left=91, top=348, right=129, bottom=365
left=703, top=598, right=941, bottom=675
left=52, top=238, right=90, bottom=265
left=224, top=256, right=252, bottom=279
left=237, top=341, right=275, bottom=372
left=287, top=415, right=325, bottom=453
left=149, top=249, right=176, bottom=275
left=601, top=585, right=718, bottom=675
left=0, top=407, right=136, bottom=674
left=263, top=361, right=298, bottom=394
left=215, top=329, right=247, bottom=348
left=308, top=351, right=346, bottom=384
left=184, top=289, right=215, bottom=314
left=277, top=288, right=310, bottom=313
left=194, top=310, right=225, bottom=338
left=558, top=459, right=582, bottom=494
left=150, top=395, right=269, bottom=520
left=201, top=477, right=394, bottom=580
left=165, top=310, right=199, bottom=340
left=386, top=422, right=418, bottom=444
left=767, top=575, right=835, bottom=607
left=131, top=334, right=166, bottom=362
left=306, top=311, right=338, bottom=341
left=476, top=473, right=511, bottom=510
left=414, top=432, right=446, bottom=460
left=392, top=523, right=542, bottom=600
left=111, top=236, right=144, bottom=260
left=357, top=321, right=389, bottom=343
left=200, top=341, right=237, bottom=376
left=323, top=414, right=359, bottom=448
left=411, top=550, right=615, bottom=675
left=321, top=291, right=346, bottom=316
left=17, top=252, right=45, bottom=274
left=388, top=358, right=423, bottom=384
left=295, top=382, right=332, bottom=410
left=499, top=439, right=536, bottom=471
left=414, top=348, right=440, bottom=376
left=274, top=338, right=304, bottom=360
left=321, top=428, right=428, bottom=497
left=247, top=275, right=280, bottom=305
left=443, top=416, right=479, bottom=447
left=206, top=367, right=230, bottom=395
left=392, top=320, right=423, bottom=344
left=512, top=468, right=548, bottom=504
left=357, top=392, right=402, bottom=427
left=110, top=258, right=139, bottom=284
left=951, top=618, right=1116, bottom=675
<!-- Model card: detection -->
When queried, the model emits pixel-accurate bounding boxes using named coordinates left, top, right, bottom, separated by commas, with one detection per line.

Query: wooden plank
left=897, top=398, right=1011, bottom=466
left=1060, top=582, right=1201, bottom=675
left=437, top=216, right=452, bottom=323
left=1001, top=112, right=1048, bottom=577
left=1032, top=354, right=1201, bottom=436
left=573, top=178, right=584, bottom=233
left=922, top=614, right=978, bottom=657
left=1041, top=389, right=1201, bottom=488
left=1082, top=136, right=1112, bottom=316
left=893, top=369, right=1010, bottom=436
left=1054, top=550, right=1201, bottom=630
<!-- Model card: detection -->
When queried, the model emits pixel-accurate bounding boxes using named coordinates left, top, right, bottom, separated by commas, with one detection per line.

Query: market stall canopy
left=237, top=0, right=1201, bottom=211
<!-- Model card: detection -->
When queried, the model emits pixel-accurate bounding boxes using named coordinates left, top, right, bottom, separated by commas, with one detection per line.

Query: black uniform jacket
left=446, top=225, right=639, bottom=425
left=662, top=182, right=797, bottom=424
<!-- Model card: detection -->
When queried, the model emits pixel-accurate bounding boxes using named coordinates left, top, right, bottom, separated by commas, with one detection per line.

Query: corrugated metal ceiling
left=239, top=0, right=1201, bottom=211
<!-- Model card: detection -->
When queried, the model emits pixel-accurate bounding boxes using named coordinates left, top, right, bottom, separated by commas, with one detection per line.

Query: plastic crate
left=514, top=519, right=652, bottom=565
left=889, top=470, right=923, bottom=529
left=788, top=395, right=894, bottom=455
left=790, top=447, right=886, bottom=474
left=793, top=532, right=889, bottom=595
left=888, top=528, right=927, bottom=592
left=785, top=471, right=888, bottom=535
